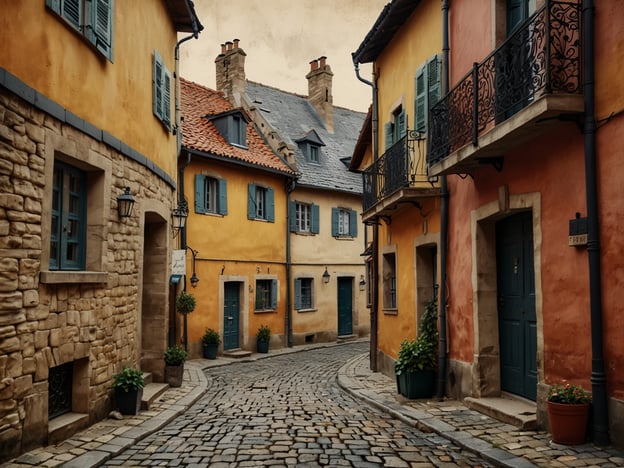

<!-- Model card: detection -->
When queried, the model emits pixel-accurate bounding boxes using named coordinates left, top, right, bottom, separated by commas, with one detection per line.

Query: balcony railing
left=362, top=130, right=430, bottom=212
left=428, top=0, right=582, bottom=166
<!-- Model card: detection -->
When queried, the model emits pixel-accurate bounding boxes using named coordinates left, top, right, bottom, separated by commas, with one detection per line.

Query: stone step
left=223, top=349, right=252, bottom=359
left=337, top=334, right=357, bottom=343
left=464, top=395, right=537, bottom=430
left=141, top=382, right=169, bottom=410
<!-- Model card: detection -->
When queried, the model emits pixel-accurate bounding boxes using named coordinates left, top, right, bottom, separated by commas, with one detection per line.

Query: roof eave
left=164, top=0, right=204, bottom=33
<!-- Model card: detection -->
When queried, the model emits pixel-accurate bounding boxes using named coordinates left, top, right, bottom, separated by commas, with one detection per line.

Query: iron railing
left=428, top=0, right=581, bottom=165
left=362, top=130, right=429, bottom=211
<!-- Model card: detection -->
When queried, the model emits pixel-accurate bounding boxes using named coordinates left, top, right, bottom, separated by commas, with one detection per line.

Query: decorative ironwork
left=49, top=362, right=73, bottom=419
left=428, top=0, right=581, bottom=165
left=362, top=131, right=429, bottom=211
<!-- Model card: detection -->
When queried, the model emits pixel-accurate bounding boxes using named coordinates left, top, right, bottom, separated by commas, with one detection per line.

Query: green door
left=223, top=282, right=240, bottom=350
left=337, top=277, right=353, bottom=336
left=497, top=212, right=537, bottom=400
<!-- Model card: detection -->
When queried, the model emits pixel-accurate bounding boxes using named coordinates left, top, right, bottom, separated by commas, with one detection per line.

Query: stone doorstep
left=222, top=349, right=252, bottom=359
left=337, top=334, right=358, bottom=343
left=464, top=394, right=537, bottom=430
left=47, top=412, right=89, bottom=445
left=141, top=382, right=169, bottom=410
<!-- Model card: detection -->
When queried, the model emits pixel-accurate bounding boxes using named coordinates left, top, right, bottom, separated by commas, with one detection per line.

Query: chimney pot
left=310, top=59, right=318, bottom=71
left=220, top=43, right=226, bottom=54
left=226, top=41, right=233, bottom=51
left=319, top=56, right=327, bottom=68
left=233, top=38, right=240, bottom=48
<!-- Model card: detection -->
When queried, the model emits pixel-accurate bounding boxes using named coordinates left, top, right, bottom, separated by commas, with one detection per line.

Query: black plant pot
left=257, top=340, right=269, bottom=354
left=165, top=364, right=184, bottom=388
left=203, top=343, right=218, bottom=359
left=115, top=387, right=143, bottom=415
left=402, top=369, right=435, bottom=399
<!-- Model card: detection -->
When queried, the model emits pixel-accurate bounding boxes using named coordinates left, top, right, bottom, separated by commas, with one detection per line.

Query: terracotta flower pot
left=547, top=400, right=590, bottom=445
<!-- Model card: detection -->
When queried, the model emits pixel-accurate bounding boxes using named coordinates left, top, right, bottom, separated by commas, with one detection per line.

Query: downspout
left=285, top=177, right=296, bottom=348
left=352, top=55, right=379, bottom=371
left=436, top=0, right=450, bottom=401
left=583, top=0, right=609, bottom=446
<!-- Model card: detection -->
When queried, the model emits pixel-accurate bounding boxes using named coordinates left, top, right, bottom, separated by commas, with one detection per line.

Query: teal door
left=497, top=212, right=537, bottom=400
left=337, top=278, right=353, bottom=336
left=223, top=282, right=240, bottom=350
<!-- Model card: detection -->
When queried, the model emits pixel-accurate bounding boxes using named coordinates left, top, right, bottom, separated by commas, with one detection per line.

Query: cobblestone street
left=103, top=342, right=491, bottom=467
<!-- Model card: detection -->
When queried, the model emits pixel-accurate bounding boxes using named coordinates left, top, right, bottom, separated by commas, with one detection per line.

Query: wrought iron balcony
left=428, top=0, right=583, bottom=175
left=362, top=131, right=438, bottom=218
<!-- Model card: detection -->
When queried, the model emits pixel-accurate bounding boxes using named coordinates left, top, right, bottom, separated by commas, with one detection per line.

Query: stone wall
left=0, top=86, right=174, bottom=460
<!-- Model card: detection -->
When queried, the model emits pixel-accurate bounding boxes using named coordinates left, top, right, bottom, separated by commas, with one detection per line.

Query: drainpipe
left=436, top=0, right=450, bottom=401
left=285, top=177, right=296, bottom=347
left=582, top=0, right=609, bottom=446
left=352, top=55, right=380, bottom=371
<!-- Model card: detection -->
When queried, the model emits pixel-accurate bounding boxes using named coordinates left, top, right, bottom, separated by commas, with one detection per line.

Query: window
left=384, top=107, right=406, bottom=150
left=309, top=145, right=320, bottom=163
left=210, top=112, right=248, bottom=148
left=295, top=278, right=314, bottom=310
left=255, top=279, right=277, bottom=310
left=153, top=50, right=172, bottom=129
left=415, top=54, right=442, bottom=133
left=46, top=0, right=114, bottom=61
left=383, top=252, right=397, bottom=310
left=195, top=174, right=227, bottom=215
left=50, top=162, right=87, bottom=270
left=248, top=184, right=275, bottom=221
left=331, top=208, right=357, bottom=238
left=289, top=201, right=319, bottom=234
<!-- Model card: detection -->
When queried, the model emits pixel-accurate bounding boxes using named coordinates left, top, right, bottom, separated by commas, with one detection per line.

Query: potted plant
left=256, top=324, right=270, bottom=353
left=202, top=328, right=220, bottom=359
left=112, top=366, right=145, bottom=415
left=163, top=345, right=188, bottom=388
left=394, top=297, right=438, bottom=399
left=176, top=291, right=196, bottom=315
left=547, top=383, right=591, bottom=445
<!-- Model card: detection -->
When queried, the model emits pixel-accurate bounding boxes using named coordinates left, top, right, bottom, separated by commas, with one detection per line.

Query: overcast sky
left=179, top=0, right=388, bottom=112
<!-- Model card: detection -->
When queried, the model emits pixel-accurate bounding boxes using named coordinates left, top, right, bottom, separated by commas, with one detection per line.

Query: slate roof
left=180, top=78, right=296, bottom=176
left=246, top=81, right=365, bottom=195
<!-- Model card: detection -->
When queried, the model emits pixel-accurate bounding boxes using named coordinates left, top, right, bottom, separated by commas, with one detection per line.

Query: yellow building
left=0, top=1, right=201, bottom=459
left=351, top=0, right=442, bottom=377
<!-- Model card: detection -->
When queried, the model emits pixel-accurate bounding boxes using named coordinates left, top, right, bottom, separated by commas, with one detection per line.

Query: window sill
left=40, top=271, right=108, bottom=284
left=334, top=236, right=355, bottom=240
left=254, top=309, right=276, bottom=314
left=294, top=231, right=315, bottom=236
left=383, top=308, right=398, bottom=315
left=296, top=308, right=317, bottom=313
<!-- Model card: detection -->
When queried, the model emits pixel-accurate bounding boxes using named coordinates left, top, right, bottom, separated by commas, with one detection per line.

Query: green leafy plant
left=176, top=291, right=196, bottom=315
left=395, top=297, right=438, bottom=375
left=112, top=366, right=145, bottom=392
left=257, top=324, right=270, bottom=343
left=548, top=384, right=591, bottom=404
left=164, top=345, right=188, bottom=366
left=202, top=328, right=221, bottom=345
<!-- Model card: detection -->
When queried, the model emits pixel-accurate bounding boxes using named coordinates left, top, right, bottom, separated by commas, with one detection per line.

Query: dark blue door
left=223, top=282, right=240, bottom=350
left=497, top=211, right=537, bottom=400
left=337, top=277, right=353, bottom=336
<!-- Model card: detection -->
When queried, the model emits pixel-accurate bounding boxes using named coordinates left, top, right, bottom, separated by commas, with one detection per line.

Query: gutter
left=285, top=178, right=296, bottom=348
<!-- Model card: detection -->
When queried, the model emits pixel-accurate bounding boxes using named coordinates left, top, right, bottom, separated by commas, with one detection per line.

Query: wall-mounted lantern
left=116, top=187, right=135, bottom=219
left=323, top=267, right=330, bottom=284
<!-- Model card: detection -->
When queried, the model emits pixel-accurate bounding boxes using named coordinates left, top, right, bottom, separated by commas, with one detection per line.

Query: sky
left=178, top=0, right=388, bottom=113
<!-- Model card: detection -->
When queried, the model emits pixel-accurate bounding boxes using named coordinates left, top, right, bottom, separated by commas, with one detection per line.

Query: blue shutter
left=88, top=0, right=113, bottom=60
left=415, top=66, right=426, bottom=132
left=384, top=122, right=393, bottom=150
left=270, top=280, right=278, bottom=309
left=163, top=69, right=172, bottom=129
left=289, top=201, right=297, bottom=232
left=398, top=110, right=407, bottom=138
left=153, top=51, right=163, bottom=120
left=294, top=279, right=302, bottom=309
left=255, top=282, right=261, bottom=309
left=266, top=188, right=275, bottom=222
left=46, top=0, right=61, bottom=14
left=247, top=184, right=256, bottom=219
left=194, top=174, right=206, bottom=213
left=427, top=55, right=442, bottom=115
left=62, top=0, right=81, bottom=30
left=331, top=208, right=339, bottom=237
left=217, top=178, right=227, bottom=215
left=349, top=209, right=358, bottom=237
left=311, top=204, right=320, bottom=234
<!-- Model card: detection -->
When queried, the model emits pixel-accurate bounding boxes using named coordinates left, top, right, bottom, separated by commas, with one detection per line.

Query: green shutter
left=331, top=208, right=339, bottom=237
left=247, top=184, right=256, bottom=219
left=217, top=178, right=227, bottom=215
left=194, top=174, right=206, bottom=213
left=153, top=51, right=163, bottom=120
left=266, top=188, right=275, bottom=222
left=88, top=0, right=113, bottom=60
left=311, top=204, right=320, bottom=234
left=398, top=110, right=407, bottom=138
left=270, top=280, right=278, bottom=309
left=294, top=279, right=302, bottom=309
left=289, top=201, right=297, bottom=232
left=384, top=122, right=393, bottom=150
left=255, top=282, right=262, bottom=309
left=415, top=66, right=426, bottom=132
left=349, top=209, right=358, bottom=237
left=427, top=55, right=441, bottom=114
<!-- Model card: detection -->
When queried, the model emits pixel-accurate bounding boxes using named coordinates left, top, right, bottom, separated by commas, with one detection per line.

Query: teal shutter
left=153, top=51, right=163, bottom=120
left=217, top=178, right=227, bottom=215
left=331, top=208, right=339, bottom=236
left=247, top=184, right=256, bottom=219
left=427, top=55, right=441, bottom=115
left=398, top=110, right=407, bottom=138
left=62, top=0, right=81, bottom=30
left=163, top=69, right=172, bottom=129
left=88, top=0, right=113, bottom=60
left=289, top=201, right=297, bottom=232
left=349, top=209, right=358, bottom=237
left=311, top=204, right=320, bottom=234
left=255, top=283, right=261, bottom=309
left=266, top=188, right=275, bottom=222
left=294, top=279, right=302, bottom=309
left=46, top=0, right=61, bottom=14
left=384, top=122, right=393, bottom=150
left=415, top=66, right=426, bottom=132
left=194, top=174, right=206, bottom=213
left=270, top=280, right=278, bottom=309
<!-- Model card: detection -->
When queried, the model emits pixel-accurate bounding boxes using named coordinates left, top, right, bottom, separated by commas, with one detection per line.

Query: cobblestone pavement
left=101, top=341, right=492, bottom=467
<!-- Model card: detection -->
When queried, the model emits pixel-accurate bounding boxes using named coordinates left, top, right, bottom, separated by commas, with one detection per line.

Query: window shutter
left=194, top=174, right=206, bottom=213
left=349, top=209, right=358, bottom=237
left=217, top=178, right=228, bottom=215
left=88, top=0, right=113, bottom=60
left=384, top=122, right=393, bottom=150
left=46, top=0, right=61, bottom=14
left=398, top=110, right=407, bottom=138
left=427, top=55, right=441, bottom=114
left=331, top=208, right=339, bottom=237
left=415, top=67, right=426, bottom=132
left=247, top=183, right=256, bottom=219
left=311, top=204, right=320, bottom=234
left=294, top=279, right=302, bottom=309
left=62, top=0, right=81, bottom=30
left=270, top=280, right=278, bottom=309
left=163, top=69, right=172, bottom=129
left=266, top=188, right=275, bottom=222
left=289, top=201, right=297, bottom=232
left=153, top=51, right=163, bottom=120
left=255, top=283, right=262, bottom=309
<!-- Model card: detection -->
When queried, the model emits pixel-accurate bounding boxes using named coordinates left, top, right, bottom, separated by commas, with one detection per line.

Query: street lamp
left=323, top=267, right=330, bottom=284
left=172, top=200, right=188, bottom=237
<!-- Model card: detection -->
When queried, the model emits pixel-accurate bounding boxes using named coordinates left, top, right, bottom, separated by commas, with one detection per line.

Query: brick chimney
left=215, top=38, right=246, bottom=106
left=306, top=56, right=334, bottom=132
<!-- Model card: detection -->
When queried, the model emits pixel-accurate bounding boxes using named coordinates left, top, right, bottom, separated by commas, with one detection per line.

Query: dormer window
left=208, top=110, right=248, bottom=148
left=309, top=144, right=320, bottom=163
left=295, top=129, right=325, bottom=164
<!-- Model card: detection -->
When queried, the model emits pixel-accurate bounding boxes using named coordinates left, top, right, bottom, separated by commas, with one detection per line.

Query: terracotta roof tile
left=180, top=78, right=296, bottom=175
